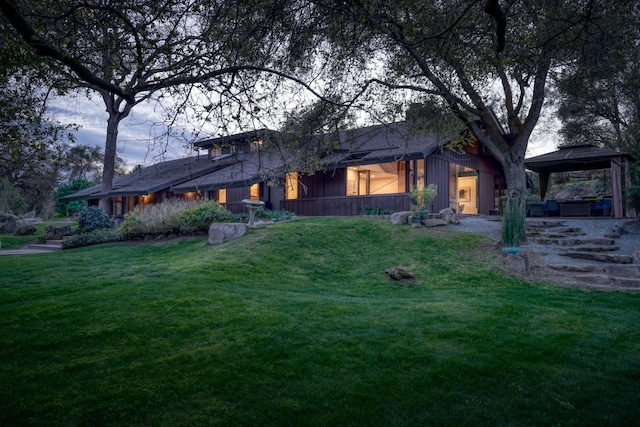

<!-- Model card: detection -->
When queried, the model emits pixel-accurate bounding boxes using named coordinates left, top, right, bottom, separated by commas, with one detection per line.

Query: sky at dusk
left=49, top=95, right=204, bottom=169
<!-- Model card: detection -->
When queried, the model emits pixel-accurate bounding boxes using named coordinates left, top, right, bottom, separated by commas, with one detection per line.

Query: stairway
left=525, top=220, right=640, bottom=291
left=26, top=239, right=63, bottom=252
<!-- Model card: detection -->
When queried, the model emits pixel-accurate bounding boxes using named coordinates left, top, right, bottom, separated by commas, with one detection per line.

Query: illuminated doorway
left=449, top=164, right=478, bottom=214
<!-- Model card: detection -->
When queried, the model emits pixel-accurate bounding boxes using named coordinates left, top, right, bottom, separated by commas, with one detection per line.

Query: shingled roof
left=525, top=143, right=633, bottom=173
left=59, top=155, right=237, bottom=201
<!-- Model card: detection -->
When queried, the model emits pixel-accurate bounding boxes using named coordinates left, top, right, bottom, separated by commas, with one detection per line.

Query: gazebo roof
left=525, top=143, right=632, bottom=174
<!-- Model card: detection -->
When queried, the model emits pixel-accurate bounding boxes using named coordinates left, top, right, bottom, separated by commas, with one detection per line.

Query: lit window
left=249, top=183, right=260, bottom=200
left=218, top=189, right=227, bottom=204
left=346, top=162, right=403, bottom=196
left=286, top=172, right=298, bottom=200
left=250, top=139, right=263, bottom=153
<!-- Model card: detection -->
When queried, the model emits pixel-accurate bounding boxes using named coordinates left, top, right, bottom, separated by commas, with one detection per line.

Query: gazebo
left=525, top=143, right=634, bottom=218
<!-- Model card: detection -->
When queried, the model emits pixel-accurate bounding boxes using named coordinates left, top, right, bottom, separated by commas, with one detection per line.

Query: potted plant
left=410, top=184, right=437, bottom=222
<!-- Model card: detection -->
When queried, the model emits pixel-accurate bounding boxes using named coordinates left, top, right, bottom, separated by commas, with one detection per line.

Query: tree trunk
left=98, top=93, right=132, bottom=213
left=501, top=153, right=528, bottom=245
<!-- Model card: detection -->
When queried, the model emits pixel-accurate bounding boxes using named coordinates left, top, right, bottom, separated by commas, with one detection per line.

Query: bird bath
left=242, top=199, right=265, bottom=227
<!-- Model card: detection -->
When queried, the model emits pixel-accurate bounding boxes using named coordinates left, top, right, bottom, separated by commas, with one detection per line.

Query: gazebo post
left=611, top=158, right=623, bottom=218
left=538, top=172, right=550, bottom=200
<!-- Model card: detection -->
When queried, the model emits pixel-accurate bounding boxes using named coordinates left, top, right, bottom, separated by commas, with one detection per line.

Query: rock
left=421, top=218, right=448, bottom=227
left=14, top=224, right=37, bottom=236
left=438, top=208, right=459, bottom=224
left=385, top=266, right=416, bottom=282
left=575, top=274, right=611, bottom=285
left=0, top=214, right=18, bottom=234
left=208, top=223, right=247, bottom=245
left=505, top=252, right=529, bottom=276
left=548, top=264, right=599, bottom=273
left=634, top=249, right=640, bottom=263
left=45, top=224, right=72, bottom=239
left=390, top=211, right=412, bottom=225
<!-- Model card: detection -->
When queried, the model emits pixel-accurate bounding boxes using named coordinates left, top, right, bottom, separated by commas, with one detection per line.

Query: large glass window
left=285, top=172, right=298, bottom=199
left=346, top=162, right=405, bottom=196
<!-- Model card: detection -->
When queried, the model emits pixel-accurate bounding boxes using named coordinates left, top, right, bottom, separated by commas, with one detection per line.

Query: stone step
left=573, top=275, right=640, bottom=290
left=531, top=237, right=615, bottom=246
left=560, top=245, right=620, bottom=253
left=561, top=252, right=634, bottom=264
left=26, top=241, right=63, bottom=251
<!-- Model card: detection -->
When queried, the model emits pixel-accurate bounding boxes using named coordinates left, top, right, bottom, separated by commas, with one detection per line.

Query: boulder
left=390, top=211, right=412, bottom=225
left=14, top=224, right=37, bottom=236
left=208, top=223, right=247, bottom=245
left=45, top=224, right=72, bottom=239
left=438, top=208, right=460, bottom=224
left=0, top=214, right=18, bottom=234
left=505, top=252, right=529, bottom=277
left=421, top=218, right=448, bottom=228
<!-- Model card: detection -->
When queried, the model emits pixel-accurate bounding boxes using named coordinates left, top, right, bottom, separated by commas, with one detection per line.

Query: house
left=60, top=122, right=507, bottom=217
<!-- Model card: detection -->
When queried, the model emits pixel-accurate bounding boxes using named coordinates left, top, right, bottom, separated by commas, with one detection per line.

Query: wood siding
left=281, top=194, right=411, bottom=216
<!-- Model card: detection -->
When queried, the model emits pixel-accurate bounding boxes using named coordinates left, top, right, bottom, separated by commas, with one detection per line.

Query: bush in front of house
left=78, top=206, right=113, bottom=233
left=121, top=199, right=234, bottom=236
left=62, top=228, right=125, bottom=249
left=180, top=200, right=233, bottom=231
left=255, top=207, right=295, bottom=221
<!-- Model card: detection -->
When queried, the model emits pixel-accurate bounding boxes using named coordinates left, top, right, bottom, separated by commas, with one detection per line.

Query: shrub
left=180, top=200, right=233, bottom=231
left=121, top=199, right=191, bottom=236
left=254, top=207, right=295, bottom=221
left=62, top=228, right=125, bottom=249
left=78, top=206, right=112, bottom=233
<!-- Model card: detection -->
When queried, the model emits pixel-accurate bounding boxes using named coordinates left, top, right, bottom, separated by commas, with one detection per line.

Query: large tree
left=302, top=0, right=607, bottom=239
left=555, top=1, right=640, bottom=159
left=0, top=0, right=307, bottom=212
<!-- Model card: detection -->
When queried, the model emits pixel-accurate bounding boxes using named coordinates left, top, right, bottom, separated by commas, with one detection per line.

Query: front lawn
left=1, top=218, right=639, bottom=425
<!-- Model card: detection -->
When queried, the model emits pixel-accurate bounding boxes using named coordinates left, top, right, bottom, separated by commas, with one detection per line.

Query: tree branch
left=0, top=0, right=136, bottom=104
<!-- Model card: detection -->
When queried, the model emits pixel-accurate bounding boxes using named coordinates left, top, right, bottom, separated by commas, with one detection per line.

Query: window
left=346, top=162, right=405, bottom=196
left=218, top=189, right=227, bottom=204
left=285, top=172, right=298, bottom=200
left=249, top=183, right=260, bottom=200
left=250, top=139, right=263, bottom=153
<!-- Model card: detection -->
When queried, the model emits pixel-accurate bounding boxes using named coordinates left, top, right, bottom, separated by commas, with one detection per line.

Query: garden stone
left=15, top=224, right=37, bottom=236
left=208, top=223, right=247, bottom=245
left=0, top=214, right=18, bottom=233
left=390, top=211, right=411, bottom=225
left=421, top=218, right=448, bottom=227
left=505, top=252, right=529, bottom=277
left=438, top=207, right=460, bottom=224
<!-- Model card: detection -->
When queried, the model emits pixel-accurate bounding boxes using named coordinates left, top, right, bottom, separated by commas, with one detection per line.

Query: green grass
left=1, top=217, right=639, bottom=426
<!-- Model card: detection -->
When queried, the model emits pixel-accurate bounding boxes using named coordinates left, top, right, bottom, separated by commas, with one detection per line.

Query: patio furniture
left=528, top=201, right=546, bottom=217
left=559, top=200, right=591, bottom=217
left=542, top=200, right=560, bottom=217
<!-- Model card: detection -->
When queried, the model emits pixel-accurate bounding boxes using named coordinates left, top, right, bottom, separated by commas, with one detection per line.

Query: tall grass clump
left=121, top=199, right=233, bottom=236
left=502, top=194, right=526, bottom=248
left=121, top=199, right=192, bottom=235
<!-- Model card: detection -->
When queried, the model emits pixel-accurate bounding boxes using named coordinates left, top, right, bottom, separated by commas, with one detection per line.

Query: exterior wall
left=298, top=169, right=346, bottom=199
left=429, top=149, right=504, bottom=215
left=281, top=194, right=411, bottom=216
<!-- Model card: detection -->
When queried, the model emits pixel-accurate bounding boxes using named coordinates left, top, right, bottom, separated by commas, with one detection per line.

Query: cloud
left=49, top=95, right=201, bottom=168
